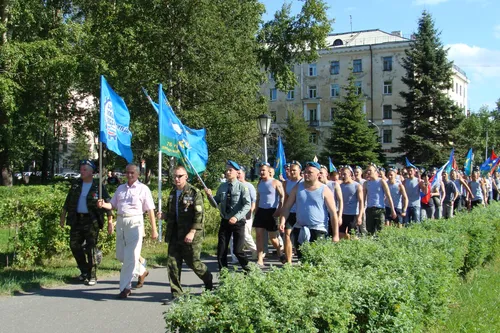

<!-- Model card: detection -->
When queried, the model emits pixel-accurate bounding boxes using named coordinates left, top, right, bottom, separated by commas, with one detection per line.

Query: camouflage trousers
left=167, top=235, right=212, bottom=298
left=70, top=217, right=99, bottom=279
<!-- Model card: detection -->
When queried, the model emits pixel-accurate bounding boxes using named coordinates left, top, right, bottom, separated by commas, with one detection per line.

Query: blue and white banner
left=100, top=76, right=134, bottom=163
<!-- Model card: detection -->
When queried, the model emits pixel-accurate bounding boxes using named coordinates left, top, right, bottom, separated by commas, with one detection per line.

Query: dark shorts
left=254, top=208, right=278, bottom=232
left=339, top=215, right=357, bottom=234
left=385, top=207, right=403, bottom=224
left=285, top=213, right=296, bottom=230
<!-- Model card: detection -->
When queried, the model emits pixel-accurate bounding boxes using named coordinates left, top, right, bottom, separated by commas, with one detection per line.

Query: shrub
left=164, top=203, right=500, bottom=332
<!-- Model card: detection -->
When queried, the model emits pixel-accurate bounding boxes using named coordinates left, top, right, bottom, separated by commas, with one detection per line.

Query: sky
left=260, top=0, right=500, bottom=113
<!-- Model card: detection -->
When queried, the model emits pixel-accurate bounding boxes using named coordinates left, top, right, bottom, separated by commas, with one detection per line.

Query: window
left=330, top=84, right=340, bottom=97
left=309, top=63, right=317, bottom=76
left=269, top=88, right=277, bottom=101
left=383, top=105, right=392, bottom=119
left=383, top=81, right=392, bottom=95
left=383, top=129, right=392, bottom=144
left=452, top=80, right=454, bottom=92
left=308, top=85, right=317, bottom=99
left=353, top=59, right=362, bottom=73
left=330, top=61, right=339, bottom=75
left=309, top=132, right=318, bottom=144
left=456, top=82, right=458, bottom=93
left=287, top=89, right=295, bottom=100
left=269, top=72, right=275, bottom=80
left=330, top=107, right=335, bottom=121
left=383, top=56, right=393, bottom=71
left=355, top=81, right=362, bottom=95
left=309, top=109, right=318, bottom=121
left=333, top=39, right=343, bottom=46
left=271, top=110, right=277, bottom=123
left=459, top=85, right=462, bottom=96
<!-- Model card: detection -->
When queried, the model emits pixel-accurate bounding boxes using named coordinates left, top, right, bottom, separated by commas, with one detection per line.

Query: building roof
left=326, top=29, right=410, bottom=48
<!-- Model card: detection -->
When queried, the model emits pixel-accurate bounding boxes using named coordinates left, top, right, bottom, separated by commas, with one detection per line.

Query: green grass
left=0, top=228, right=218, bottom=296
left=430, top=256, right=500, bottom=333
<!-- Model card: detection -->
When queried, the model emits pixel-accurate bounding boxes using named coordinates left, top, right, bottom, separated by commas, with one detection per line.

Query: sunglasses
left=174, top=174, right=187, bottom=179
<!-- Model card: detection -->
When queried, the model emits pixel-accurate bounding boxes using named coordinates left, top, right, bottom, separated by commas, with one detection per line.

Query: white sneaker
left=85, top=278, right=97, bottom=286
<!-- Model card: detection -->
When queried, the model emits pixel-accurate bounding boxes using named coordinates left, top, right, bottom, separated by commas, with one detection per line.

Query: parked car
left=63, top=172, right=80, bottom=179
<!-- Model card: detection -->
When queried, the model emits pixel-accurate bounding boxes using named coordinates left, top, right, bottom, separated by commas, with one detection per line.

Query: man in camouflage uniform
left=160, top=165, right=213, bottom=299
left=60, top=160, right=112, bottom=286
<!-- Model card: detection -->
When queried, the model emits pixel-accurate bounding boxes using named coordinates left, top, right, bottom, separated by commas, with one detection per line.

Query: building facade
left=261, top=29, right=469, bottom=164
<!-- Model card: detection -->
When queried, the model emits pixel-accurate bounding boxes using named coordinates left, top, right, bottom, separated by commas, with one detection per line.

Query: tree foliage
left=0, top=0, right=332, bottom=187
left=395, top=11, right=464, bottom=166
left=282, top=111, right=316, bottom=163
left=257, top=0, right=332, bottom=90
left=322, top=72, right=381, bottom=166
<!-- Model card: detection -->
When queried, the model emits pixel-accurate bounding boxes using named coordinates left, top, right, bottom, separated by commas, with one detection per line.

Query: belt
left=117, top=213, right=143, bottom=217
left=76, top=213, right=90, bottom=219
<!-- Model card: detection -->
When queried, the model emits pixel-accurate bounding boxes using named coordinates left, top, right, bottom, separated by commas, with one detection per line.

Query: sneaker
left=78, top=274, right=87, bottom=281
left=230, top=256, right=239, bottom=264
left=136, top=270, right=149, bottom=288
left=85, top=278, right=97, bottom=286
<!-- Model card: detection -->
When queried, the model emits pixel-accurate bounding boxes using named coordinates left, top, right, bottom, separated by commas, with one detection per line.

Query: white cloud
left=447, top=43, right=500, bottom=79
left=494, top=25, right=500, bottom=39
left=413, top=0, right=449, bottom=5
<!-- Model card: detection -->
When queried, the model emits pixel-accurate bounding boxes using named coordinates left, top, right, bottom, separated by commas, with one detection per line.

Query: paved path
left=0, top=255, right=283, bottom=333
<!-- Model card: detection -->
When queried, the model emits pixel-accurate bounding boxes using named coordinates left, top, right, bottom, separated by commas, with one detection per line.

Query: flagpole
left=99, top=142, right=103, bottom=199
left=157, top=84, right=164, bottom=243
left=179, top=144, right=217, bottom=207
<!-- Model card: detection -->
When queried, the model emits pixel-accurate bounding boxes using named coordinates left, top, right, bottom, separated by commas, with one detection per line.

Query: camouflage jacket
left=63, top=178, right=112, bottom=228
left=165, top=183, right=204, bottom=242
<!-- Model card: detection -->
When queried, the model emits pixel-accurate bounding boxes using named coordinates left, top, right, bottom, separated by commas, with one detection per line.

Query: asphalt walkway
left=0, top=255, right=283, bottom=333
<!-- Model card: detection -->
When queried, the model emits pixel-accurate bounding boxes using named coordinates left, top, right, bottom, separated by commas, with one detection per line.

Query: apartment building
left=261, top=29, right=469, bottom=164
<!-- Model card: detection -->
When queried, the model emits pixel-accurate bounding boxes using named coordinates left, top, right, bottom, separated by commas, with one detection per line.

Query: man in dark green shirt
left=160, top=165, right=213, bottom=299
left=205, top=160, right=251, bottom=271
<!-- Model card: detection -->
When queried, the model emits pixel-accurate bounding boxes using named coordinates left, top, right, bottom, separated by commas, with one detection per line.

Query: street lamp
left=368, top=120, right=381, bottom=142
left=257, top=114, right=272, bottom=162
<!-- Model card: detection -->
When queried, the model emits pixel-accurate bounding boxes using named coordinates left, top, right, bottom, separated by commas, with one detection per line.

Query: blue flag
left=430, top=161, right=449, bottom=189
left=100, top=76, right=133, bottom=163
left=445, top=148, right=455, bottom=174
left=480, top=156, right=500, bottom=176
left=328, top=157, right=337, bottom=173
left=274, top=136, right=287, bottom=179
left=144, top=85, right=208, bottom=174
left=464, top=149, right=473, bottom=176
left=405, top=157, right=417, bottom=169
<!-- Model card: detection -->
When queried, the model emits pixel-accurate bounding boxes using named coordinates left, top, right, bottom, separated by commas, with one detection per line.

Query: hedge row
left=164, top=203, right=500, bottom=333
left=0, top=184, right=221, bottom=266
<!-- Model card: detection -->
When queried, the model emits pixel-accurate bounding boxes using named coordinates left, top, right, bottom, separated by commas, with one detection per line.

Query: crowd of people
left=59, top=158, right=499, bottom=300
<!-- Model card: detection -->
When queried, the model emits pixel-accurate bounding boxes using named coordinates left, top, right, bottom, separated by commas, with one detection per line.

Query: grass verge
left=430, top=256, right=500, bottom=333
left=0, top=229, right=218, bottom=296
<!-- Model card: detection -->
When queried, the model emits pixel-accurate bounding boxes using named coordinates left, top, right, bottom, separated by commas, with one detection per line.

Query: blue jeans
left=405, top=206, right=421, bottom=224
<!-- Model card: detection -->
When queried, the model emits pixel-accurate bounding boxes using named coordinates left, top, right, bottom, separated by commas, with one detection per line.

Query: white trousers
left=116, top=215, right=146, bottom=291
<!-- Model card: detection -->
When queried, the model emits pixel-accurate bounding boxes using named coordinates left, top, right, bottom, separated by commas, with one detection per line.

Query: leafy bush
left=164, top=203, right=500, bottom=332
left=0, top=183, right=221, bottom=266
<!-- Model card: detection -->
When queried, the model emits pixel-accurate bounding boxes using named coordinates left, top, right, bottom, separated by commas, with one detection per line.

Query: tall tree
left=282, top=111, right=316, bottom=163
left=0, top=0, right=81, bottom=185
left=322, top=72, right=381, bottom=166
left=257, top=0, right=332, bottom=90
left=395, top=11, right=464, bottom=166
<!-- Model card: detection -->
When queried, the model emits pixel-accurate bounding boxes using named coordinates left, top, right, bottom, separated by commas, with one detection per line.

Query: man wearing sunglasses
left=254, top=162, right=285, bottom=267
left=205, top=161, right=251, bottom=271
left=157, top=165, right=213, bottom=299
left=280, top=162, right=339, bottom=259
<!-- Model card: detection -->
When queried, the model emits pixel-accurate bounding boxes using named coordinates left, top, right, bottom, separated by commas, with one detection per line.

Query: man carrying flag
left=274, top=137, right=287, bottom=181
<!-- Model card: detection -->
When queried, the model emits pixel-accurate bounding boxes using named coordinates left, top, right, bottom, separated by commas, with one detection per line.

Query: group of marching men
left=220, top=161, right=499, bottom=268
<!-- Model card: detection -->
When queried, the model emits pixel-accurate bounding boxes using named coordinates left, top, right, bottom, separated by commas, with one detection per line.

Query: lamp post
left=368, top=120, right=381, bottom=142
left=257, top=114, right=272, bottom=162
